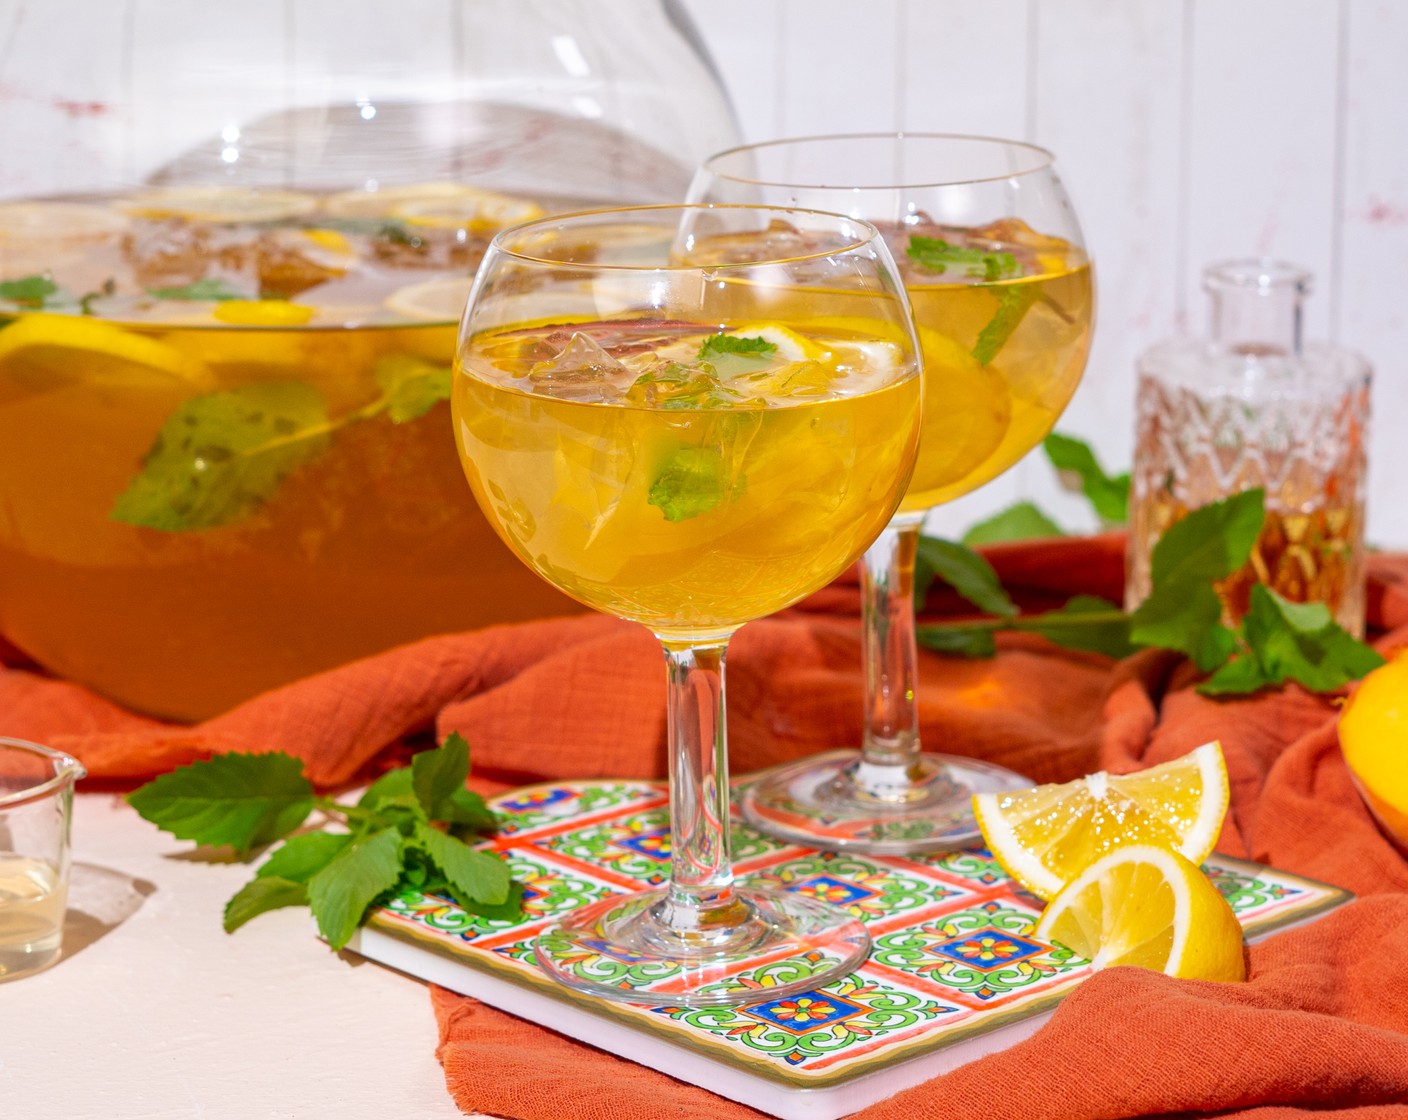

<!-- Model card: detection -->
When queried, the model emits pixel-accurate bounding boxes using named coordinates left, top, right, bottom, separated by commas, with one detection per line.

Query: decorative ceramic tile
left=351, top=779, right=1353, bottom=1120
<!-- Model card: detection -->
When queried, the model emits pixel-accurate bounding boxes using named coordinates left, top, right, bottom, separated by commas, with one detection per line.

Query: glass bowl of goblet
left=450, top=203, right=923, bottom=1006
left=690, top=134, right=1094, bottom=853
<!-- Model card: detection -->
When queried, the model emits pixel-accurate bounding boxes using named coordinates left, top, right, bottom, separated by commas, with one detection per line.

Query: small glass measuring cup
left=0, top=738, right=85, bottom=981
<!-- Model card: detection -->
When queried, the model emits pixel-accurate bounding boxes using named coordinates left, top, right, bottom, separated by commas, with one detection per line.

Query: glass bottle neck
left=1203, top=259, right=1311, bottom=357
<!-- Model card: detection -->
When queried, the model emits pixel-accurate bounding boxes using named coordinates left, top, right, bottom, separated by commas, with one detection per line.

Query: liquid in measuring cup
left=0, top=853, right=66, bottom=978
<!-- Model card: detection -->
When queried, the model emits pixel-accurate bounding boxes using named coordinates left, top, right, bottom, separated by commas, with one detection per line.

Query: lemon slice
left=116, top=187, right=317, bottom=224
left=0, top=312, right=214, bottom=392
left=212, top=300, right=315, bottom=327
left=323, top=182, right=484, bottom=220
left=384, top=277, right=474, bottom=323
left=909, top=323, right=1010, bottom=494
left=0, top=201, right=130, bottom=241
left=1034, top=843, right=1246, bottom=981
left=391, top=189, right=544, bottom=233
left=974, top=741, right=1229, bottom=901
left=719, top=323, right=828, bottom=362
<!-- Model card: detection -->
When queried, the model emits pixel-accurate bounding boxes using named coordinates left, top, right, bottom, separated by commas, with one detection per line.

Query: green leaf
left=306, top=827, right=405, bottom=950
left=914, top=536, right=1018, bottom=617
left=110, top=381, right=331, bottom=531
left=127, top=752, right=314, bottom=855
left=1042, top=432, right=1130, bottom=525
left=412, top=822, right=511, bottom=907
left=412, top=733, right=471, bottom=817
left=223, top=875, right=308, bottom=933
left=648, top=447, right=732, bottom=522
left=147, top=277, right=248, bottom=301
left=358, top=766, right=415, bottom=809
left=463, top=881, right=527, bottom=923
left=915, top=625, right=997, bottom=658
left=441, top=787, right=498, bottom=834
left=697, top=334, right=777, bottom=362
left=373, top=354, right=452, bottom=423
left=961, top=501, right=1065, bottom=545
left=1130, top=579, right=1238, bottom=671
left=0, top=274, right=60, bottom=309
left=1198, top=654, right=1276, bottom=696
left=1148, top=489, right=1264, bottom=588
left=1235, top=584, right=1386, bottom=693
left=907, top=236, right=1019, bottom=281
left=256, top=831, right=353, bottom=883
left=971, top=284, right=1039, bottom=366
left=1024, top=595, right=1136, bottom=659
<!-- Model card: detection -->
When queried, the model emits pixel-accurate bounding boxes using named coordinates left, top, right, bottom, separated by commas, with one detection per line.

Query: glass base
left=533, top=884, right=870, bottom=1007
left=741, top=749, right=1033, bottom=855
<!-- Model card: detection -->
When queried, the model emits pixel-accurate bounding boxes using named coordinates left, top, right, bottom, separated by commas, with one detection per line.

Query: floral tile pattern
left=364, top=779, right=1352, bottom=1093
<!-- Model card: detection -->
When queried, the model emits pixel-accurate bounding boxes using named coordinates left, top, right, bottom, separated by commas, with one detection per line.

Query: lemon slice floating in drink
left=0, top=200, right=129, bottom=241
left=116, top=187, right=318, bottom=224
left=0, top=313, right=214, bottom=395
left=974, top=741, right=1230, bottom=901
left=384, top=277, right=475, bottom=323
left=377, top=186, right=543, bottom=233
left=909, top=324, right=1010, bottom=495
left=1034, top=843, right=1246, bottom=982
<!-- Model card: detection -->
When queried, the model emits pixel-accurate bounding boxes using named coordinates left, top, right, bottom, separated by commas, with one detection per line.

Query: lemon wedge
left=0, top=313, right=214, bottom=393
left=116, top=187, right=317, bottom=224
left=1034, top=843, right=1246, bottom=982
left=974, top=741, right=1229, bottom=901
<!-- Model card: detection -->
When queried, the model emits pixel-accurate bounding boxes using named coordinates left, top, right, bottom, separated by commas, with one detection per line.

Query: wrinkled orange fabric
left=4, top=535, right=1407, bottom=1118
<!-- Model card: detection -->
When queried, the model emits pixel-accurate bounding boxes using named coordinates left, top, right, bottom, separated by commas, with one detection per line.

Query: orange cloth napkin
left=4, top=535, right=1408, bottom=1117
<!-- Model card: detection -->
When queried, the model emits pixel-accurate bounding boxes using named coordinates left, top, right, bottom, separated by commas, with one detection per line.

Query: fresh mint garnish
left=0, top=274, right=61, bottom=309
left=110, top=381, right=333, bottom=531
left=697, top=334, right=777, bottom=361
left=648, top=446, right=738, bottom=522
left=127, top=733, right=515, bottom=950
left=907, top=236, right=1020, bottom=282
left=971, top=284, right=1039, bottom=366
left=915, top=489, right=1381, bottom=696
left=113, top=354, right=453, bottom=531
left=961, top=501, right=1065, bottom=546
left=147, top=277, right=250, bottom=301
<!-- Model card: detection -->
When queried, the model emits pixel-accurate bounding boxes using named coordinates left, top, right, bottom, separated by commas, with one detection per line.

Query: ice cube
left=528, top=331, right=635, bottom=402
left=121, top=218, right=263, bottom=294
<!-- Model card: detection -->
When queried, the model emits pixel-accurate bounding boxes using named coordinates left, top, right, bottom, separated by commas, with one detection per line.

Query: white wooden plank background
left=0, top=0, right=1403, bottom=546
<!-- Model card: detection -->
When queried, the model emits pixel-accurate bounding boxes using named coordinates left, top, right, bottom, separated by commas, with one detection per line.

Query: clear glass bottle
left=0, top=0, right=738, bottom=720
left=1126, top=259, right=1372, bottom=635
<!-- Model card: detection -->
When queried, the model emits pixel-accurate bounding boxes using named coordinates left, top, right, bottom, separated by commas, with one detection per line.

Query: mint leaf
left=413, top=822, right=511, bottom=907
left=223, top=875, right=308, bottom=933
left=1043, top=433, right=1130, bottom=525
left=127, top=752, right=314, bottom=855
left=914, top=537, right=1018, bottom=617
left=148, top=277, right=248, bottom=301
left=1131, top=579, right=1238, bottom=670
left=1198, top=653, right=1277, bottom=696
left=374, top=354, right=452, bottom=423
left=0, top=274, right=60, bottom=309
left=412, top=733, right=471, bottom=817
left=971, top=284, right=1039, bottom=366
left=306, top=827, right=405, bottom=950
left=256, top=831, right=353, bottom=882
left=907, top=236, right=1019, bottom=281
left=915, top=626, right=997, bottom=658
left=1149, top=489, right=1264, bottom=589
left=1230, top=584, right=1385, bottom=693
left=358, top=766, right=415, bottom=809
left=962, top=501, right=1065, bottom=545
left=648, top=447, right=732, bottom=522
left=442, top=788, right=498, bottom=835
left=697, top=334, right=777, bottom=361
left=110, top=381, right=331, bottom=531
left=1024, top=595, right=1136, bottom=659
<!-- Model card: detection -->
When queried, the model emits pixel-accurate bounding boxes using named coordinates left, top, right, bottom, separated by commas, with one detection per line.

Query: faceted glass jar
left=0, top=0, right=738, bottom=720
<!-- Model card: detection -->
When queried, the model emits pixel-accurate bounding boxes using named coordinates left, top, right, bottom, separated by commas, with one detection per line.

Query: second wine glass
left=690, top=134, right=1095, bottom=853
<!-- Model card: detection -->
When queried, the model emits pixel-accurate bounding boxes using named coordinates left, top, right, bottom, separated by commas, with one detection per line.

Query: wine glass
left=450, top=204, right=923, bottom=1006
left=690, top=134, right=1094, bottom=853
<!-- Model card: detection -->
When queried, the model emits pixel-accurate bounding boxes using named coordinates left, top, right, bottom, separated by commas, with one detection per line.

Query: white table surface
left=0, top=792, right=486, bottom=1120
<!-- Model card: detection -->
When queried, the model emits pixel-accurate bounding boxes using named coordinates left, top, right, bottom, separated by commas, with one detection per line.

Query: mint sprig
left=916, top=489, right=1383, bottom=695
left=1043, top=432, right=1130, bottom=525
left=147, top=277, right=250, bottom=301
left=127, top=733, right=515, bottom=950
left=907, top=236, right=1019, bottom=282
left=111, top=354, right=451, bottom=531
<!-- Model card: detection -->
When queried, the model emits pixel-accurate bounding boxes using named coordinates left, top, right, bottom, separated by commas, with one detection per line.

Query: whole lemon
left=1337, top=650, right=1408, bottom=852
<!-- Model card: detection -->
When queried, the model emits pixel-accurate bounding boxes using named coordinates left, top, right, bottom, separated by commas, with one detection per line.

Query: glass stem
left=859, top=514, right=926, bottom=772
left=655, top=635, right=746, bottom=938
